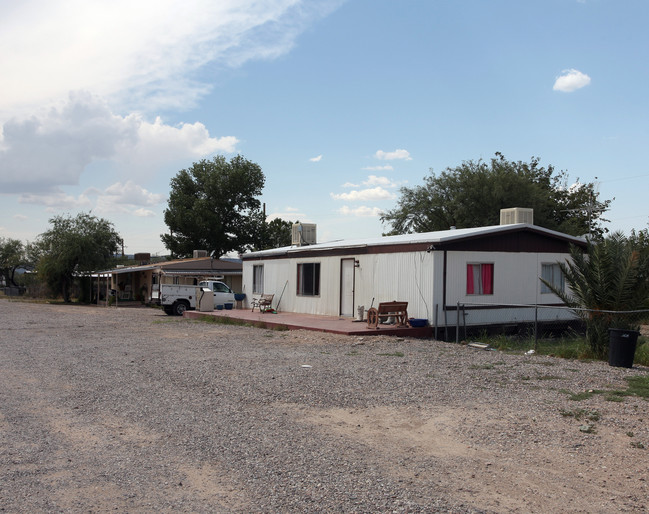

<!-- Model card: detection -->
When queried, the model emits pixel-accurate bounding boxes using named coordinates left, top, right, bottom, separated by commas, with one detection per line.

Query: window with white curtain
left=253, top=265, right=264, bottom=294
left=541, top=263, right=564, bottom=294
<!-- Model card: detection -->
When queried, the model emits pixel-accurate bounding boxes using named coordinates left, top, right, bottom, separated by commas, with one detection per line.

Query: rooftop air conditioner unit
left=193, top=250, right=208, bottom=258
left=500, top=207, right=534, bottom=225
left=291, top=223, right=317, bottom=246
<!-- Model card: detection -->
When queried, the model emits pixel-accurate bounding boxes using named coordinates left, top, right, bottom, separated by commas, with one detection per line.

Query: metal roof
left=242, top=223, right=586, bottom=259
left=101, top=257, right=242, bottom=275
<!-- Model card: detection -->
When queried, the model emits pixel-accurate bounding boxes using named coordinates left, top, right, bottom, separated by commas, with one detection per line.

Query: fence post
left=462, top=304, right=467, bottom=341
left=443, top=305, right=448, bottom=342
left=534, top=304, right=538, bottom=351
left=456, top=302, right=460, bottom=344
left=434, top=304, right=438, bottom=341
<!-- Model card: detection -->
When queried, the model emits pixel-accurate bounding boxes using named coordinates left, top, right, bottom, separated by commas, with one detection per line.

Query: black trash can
left=608, top=328, right=639, bottom=368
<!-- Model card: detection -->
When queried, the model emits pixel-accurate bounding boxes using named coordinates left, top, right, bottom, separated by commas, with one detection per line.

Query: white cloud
left=0, top=92, right=237, bottom=194
left=362, top=165, right=394, bottom=171
left=18, top=191, right=93, bottom=211
left=102, top=181, right=165, bottom=207
left=363, top=175, right=396, bottom=187
left=134, top=208, right=157, bottom=218
left=342, top=182, right=360, bottom=188
left=309, top=155, right=323, bottom=162
left=18, top=179, right=165, bottom=217
left=375, top=149, right=412, bottom=161
left=13, top=214, right=28, bottom=222
left=92, top=181, right=165, bottom=215
left=553, top=69, right=591, bottom=92
left=338, top=205, right=383, bottom=217
left=0, top=0, right=344, bottom=116
left=331, top=187, right=396, bottom=202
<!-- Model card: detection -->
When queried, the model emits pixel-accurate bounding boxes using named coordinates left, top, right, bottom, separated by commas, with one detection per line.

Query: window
left=541, top=263, right=564, bottom=294
left=214, top=282, right=230, bottom=293
left=466, top=263, right=494, bottom=295
left=297, top=263, right=320, bottom=296
left=253, top=265, right=264, bottom=294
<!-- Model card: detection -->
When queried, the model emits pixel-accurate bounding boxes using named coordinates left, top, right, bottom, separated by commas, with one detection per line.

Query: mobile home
left=241, top=219, right=585, bottom=337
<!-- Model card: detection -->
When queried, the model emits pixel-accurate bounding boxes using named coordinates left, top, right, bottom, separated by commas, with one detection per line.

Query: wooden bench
left=367, top=301, right=409, bottom=329
left=251, top=294, right=274, bottom=312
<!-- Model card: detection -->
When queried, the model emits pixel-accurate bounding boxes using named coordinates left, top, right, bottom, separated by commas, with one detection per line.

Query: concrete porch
left=183, top=308, right=433, bottom=338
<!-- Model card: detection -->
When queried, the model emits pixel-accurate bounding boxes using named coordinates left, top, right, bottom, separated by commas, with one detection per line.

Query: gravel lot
left=1, top=300, right=648, bottom=513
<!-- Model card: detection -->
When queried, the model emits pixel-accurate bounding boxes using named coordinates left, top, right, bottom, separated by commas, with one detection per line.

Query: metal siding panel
left=446, top=251, right=573, bottom=307
left=247, top=251, right=438, bottom=321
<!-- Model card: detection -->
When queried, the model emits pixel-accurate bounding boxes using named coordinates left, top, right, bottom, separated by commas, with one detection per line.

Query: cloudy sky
left=1, top=0, right=648, bottom=254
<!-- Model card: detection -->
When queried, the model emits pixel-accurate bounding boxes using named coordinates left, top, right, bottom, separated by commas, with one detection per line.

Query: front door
left=340, top=258, right=355, bottom=317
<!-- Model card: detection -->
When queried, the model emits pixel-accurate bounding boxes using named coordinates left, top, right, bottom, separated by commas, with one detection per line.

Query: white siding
left=243, top=250, right=572, bottom=325
left=445, top=251, right=568, bottom=307
left=243, top=251, right=438, bottom=320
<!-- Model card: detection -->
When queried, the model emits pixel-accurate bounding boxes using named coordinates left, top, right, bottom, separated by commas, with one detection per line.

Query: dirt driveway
left=1, top=301, right=647, bottom=512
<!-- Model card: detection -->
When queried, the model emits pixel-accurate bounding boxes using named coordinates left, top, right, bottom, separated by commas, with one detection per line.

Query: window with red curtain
left=467, top=263, right=494, bottom=295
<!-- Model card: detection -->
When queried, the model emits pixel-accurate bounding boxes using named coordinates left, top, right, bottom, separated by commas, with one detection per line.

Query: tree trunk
left=62, top=277, right=71, bottom=303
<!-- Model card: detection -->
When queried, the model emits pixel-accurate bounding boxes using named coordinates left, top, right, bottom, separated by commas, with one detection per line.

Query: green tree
left=381, top=153, right=610, bottom=237
left=255, top=218, right=294, bottom=250
left=0, top=238, right=26, bottom=287
left=628, top=226, right=649, bottom=256
left=542, top=233, right=649, bottom=358
left=161, top=155, right=265, bottom=258
left=36, top=213, right=121, bottom=302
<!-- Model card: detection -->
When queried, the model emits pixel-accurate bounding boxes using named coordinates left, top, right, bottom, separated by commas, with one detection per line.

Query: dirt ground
left=1, top=301, right=648, bottom=512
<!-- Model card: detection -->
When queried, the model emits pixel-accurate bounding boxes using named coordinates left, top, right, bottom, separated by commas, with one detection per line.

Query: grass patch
left=561, top=375, right=649, bottom=403
left=604, top=375, right=649, bottom=401
left=196, top=315, right=253, bottom=328
left=568, top=391, right=595, bottom=401
left=626, top=375, right=649, bottom=398
left=635, top=340, right=649, bottom=367
left=199, top=315, right=244, bottom=326
left=480, top=332, right=649, bottom=367
left=560, top=389, right=604, bottom=401
left=537, top=374, right=562, bottom=380
left=487, top=334, right=589, bottom=360
left=470, top=363, right=494, bottom=370
left=377, top=351, right=405, bottom=357
left=559, top=408, right=600, bottom=421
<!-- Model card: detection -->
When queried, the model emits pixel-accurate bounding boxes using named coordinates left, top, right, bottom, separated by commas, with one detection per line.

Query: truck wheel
left=173, top=301, right=189, bottom=316
left=163, top=306, right=174, bottom=315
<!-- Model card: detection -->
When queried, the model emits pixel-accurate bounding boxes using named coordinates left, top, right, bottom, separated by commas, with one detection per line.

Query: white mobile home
left=241, top=221, right=585, bottom=337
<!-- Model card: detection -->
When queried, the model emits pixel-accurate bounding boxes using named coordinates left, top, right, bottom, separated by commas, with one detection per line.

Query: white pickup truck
left=197, top=280, right=236, bottom=306
left=160, top=280, right=235, bottom=316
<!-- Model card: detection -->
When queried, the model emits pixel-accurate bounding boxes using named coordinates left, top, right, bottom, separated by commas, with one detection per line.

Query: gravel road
left=1, top=300, right=648, bottom=513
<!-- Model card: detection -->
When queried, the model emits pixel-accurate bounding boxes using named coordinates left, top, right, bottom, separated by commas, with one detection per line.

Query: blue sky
left=1, top=0, right=648, bottom=255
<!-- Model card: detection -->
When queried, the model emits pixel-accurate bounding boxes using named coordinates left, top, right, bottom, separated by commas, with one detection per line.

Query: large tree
left=254, top=217, right=294, bottom=250
left=381, top=153, right=611, bottom=237
left=36, top=212, right=121, bottom=302
left=161, top=155, right=266, bottom=258
left=0, top=238, right=26, bottom=287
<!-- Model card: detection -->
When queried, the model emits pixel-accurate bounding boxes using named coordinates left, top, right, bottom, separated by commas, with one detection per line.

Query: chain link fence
left=435, top=302, right=649, bottom=351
